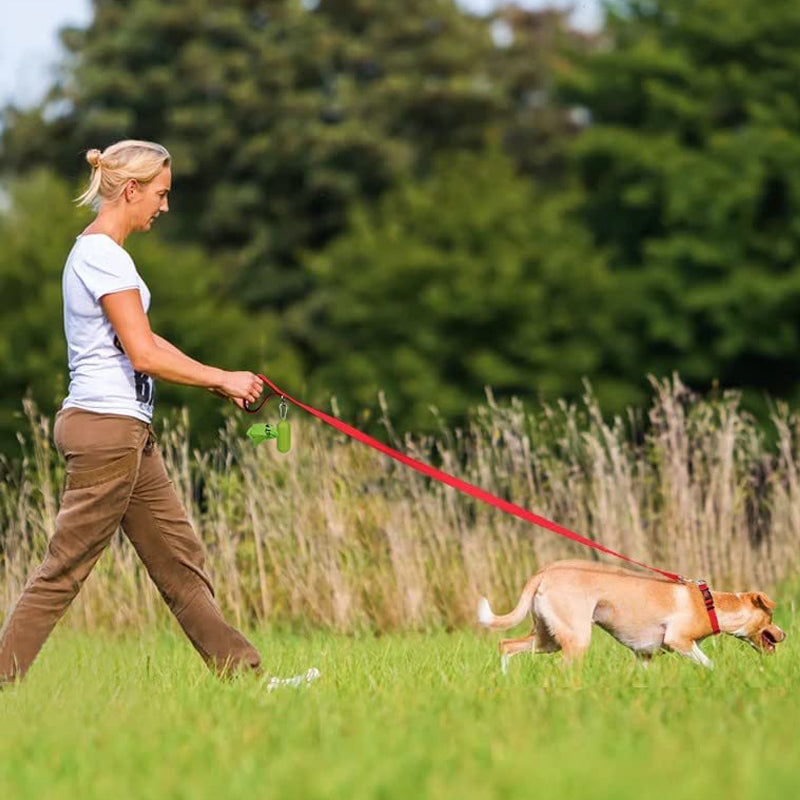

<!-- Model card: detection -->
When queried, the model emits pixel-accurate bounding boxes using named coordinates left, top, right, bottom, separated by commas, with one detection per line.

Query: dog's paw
left=478, top=597, right=494, bottom=626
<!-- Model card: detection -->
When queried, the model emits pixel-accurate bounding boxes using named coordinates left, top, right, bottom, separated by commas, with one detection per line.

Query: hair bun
left=86, top=149, right=103, bottom=169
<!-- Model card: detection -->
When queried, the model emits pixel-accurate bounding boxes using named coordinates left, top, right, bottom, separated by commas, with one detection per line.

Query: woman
left=0, top=140, right=316, bottom=689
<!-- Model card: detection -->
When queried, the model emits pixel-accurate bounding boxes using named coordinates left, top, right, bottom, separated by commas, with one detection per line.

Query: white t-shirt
left=60, top=233, right=155, bottom=422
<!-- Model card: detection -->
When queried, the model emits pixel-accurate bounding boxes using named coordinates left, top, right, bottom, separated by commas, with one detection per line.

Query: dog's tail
left=478, top=573, right=543, bottom=631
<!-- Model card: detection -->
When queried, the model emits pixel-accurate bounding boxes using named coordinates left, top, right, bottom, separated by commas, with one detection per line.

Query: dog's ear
left=749, top=592, right=776, bottom=612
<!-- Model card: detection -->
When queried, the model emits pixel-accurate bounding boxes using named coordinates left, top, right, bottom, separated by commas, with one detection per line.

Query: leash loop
left=243, top=390, right=276, bottom=414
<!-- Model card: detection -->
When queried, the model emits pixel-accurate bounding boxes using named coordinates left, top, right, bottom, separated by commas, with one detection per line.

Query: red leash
left=245, top=375, right=720, bottom=634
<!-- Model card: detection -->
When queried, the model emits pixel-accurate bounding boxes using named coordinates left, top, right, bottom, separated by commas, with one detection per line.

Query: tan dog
left=478, top=559, right=786, bottom=670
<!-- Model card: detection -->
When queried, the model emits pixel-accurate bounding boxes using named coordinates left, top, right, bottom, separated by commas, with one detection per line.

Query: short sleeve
left=74, top=239, right=140, bottom=302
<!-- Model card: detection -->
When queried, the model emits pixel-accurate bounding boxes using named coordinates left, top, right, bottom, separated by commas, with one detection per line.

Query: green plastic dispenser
left=246, top=397, right=291, bottom=453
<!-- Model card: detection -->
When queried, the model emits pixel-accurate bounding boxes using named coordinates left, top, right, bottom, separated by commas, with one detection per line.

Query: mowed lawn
left=1, top=610, right=798, bottom=800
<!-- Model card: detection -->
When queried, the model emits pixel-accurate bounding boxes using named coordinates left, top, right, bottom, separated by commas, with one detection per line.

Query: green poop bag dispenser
left=246, top=397, right=291, bottom=453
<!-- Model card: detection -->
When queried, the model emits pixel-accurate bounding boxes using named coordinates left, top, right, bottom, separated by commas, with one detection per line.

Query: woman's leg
left=0, top=409, right=145, bottom=685
left=120, top=434, right=261, bottom=677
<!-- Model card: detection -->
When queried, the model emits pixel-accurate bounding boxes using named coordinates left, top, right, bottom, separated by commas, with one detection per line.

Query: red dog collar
left=695, top=580, right=721, bottom=635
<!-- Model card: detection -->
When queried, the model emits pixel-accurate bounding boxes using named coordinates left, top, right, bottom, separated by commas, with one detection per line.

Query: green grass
left=1, top=613, right=798, bottom=800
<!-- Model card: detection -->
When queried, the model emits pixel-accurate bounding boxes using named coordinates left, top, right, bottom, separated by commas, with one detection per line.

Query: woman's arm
left=153, top=333, right=226, bottom=397
left=152, top=332, right=183, bottom=356
left=100, top=289, right=264, bottom=407
left=101, top=290, right=223, bottom=389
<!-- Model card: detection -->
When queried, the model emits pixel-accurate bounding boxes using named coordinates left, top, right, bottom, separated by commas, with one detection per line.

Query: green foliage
left=1, top=0, right=512, bottom=311
left=559, top=0, right=800, bottom=409
left=0, top=171, right=74, bottom=446
left=301, top=149, right=619, bottom=430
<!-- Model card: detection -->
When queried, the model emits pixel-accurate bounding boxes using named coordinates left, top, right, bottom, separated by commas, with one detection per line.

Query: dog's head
left=738, top=592, right=786, bottom=654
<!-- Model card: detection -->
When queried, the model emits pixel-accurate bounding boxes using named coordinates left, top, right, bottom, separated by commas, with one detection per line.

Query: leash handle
left=243, top=390, right=276, bottom=414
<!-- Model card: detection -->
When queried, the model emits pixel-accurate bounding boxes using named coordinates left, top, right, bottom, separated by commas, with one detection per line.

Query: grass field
left=1, top=608, right=798, bottom=800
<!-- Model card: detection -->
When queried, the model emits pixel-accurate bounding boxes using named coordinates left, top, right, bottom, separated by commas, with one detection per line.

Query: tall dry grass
left=2, top=375, right=799, bottom=633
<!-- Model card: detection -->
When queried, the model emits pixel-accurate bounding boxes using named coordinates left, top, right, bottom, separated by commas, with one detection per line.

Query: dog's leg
left=534, top=592, right=592, bottom=664
left=551, top=615, right=592, bottom=663
left=498, top=634, right=535, bottom=674
left=635, top=652, right=653, bottom=669
left=557, top=631, right=592, bottom=663
left=532, top=621, right=561, bottom=654
left=664, top=637, right=714, bottom=669
left=685, top=642, right=713, bottom=669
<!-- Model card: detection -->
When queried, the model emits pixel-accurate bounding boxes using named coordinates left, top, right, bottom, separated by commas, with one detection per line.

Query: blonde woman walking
left=0, top=140, right=318, bottom=690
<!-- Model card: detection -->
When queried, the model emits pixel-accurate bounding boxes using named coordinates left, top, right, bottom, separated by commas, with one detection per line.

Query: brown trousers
left=0, top=407, right=261, bottom=684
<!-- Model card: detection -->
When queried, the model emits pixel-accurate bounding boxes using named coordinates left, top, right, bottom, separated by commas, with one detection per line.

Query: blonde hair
left=75, top=139, right=171, bottom=209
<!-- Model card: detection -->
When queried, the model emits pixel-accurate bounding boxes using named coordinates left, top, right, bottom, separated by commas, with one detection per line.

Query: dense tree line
left=1, top=0, right=799, bottom=456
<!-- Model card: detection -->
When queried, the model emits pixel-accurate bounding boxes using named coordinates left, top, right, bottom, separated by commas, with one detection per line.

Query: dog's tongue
left=762, top=631, right=776, bottom=651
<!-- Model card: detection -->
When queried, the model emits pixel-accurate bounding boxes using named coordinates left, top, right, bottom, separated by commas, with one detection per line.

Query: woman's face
left=126, top=166, right=171, bottom=231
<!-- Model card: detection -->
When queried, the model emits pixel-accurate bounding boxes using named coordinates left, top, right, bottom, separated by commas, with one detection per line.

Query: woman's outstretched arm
left=153, top=333, right=228, bottom=399
left=100, top=290, right=264, bottom=408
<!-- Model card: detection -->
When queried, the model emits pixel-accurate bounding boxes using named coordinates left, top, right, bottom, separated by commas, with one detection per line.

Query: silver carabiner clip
left=279, top=396, right=288, bottom=421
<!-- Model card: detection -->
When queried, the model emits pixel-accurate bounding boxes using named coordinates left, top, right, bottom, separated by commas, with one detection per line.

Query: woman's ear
left=124, top=178, right=139, bottom=201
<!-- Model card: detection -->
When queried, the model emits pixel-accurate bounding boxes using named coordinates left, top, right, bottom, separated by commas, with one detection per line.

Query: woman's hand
left=211, top=371, right=265, bottom=409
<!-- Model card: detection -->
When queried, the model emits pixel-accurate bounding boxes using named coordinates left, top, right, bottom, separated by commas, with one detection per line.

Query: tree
left=1, top=0, right=508, bottom=313
left=487, top=5, right=597, bottom=183
left=558, top=0, right=800, bottom=409
left=298, top=149, right=616, bottom=431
